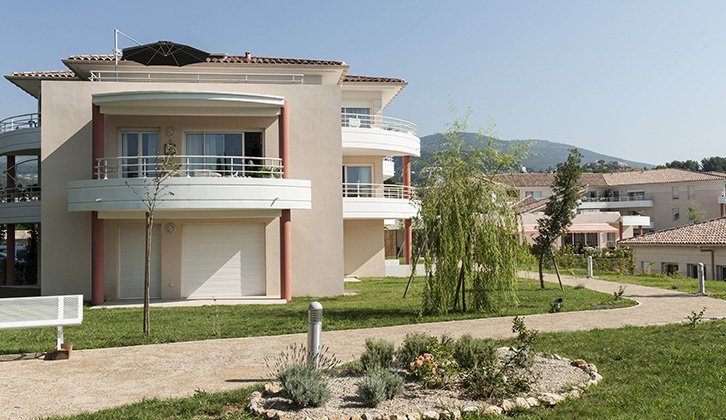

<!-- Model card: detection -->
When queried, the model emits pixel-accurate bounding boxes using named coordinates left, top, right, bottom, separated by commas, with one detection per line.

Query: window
left=687, top=263, right=706, bottom=279
left=342, top=165, right=373, bottom=197
left=688, top=186, right=695, bottom=200
left=185, top=132, right=263, bottom=176
left=717, top=265, right=726, bottom=281
left=662, top=263, right=679, bottom=276
left=672, top=186, right=679, bottom=200
left=341, top=107, right=372, bottom=128
left=673, top=208, right=680, bottom=222
left=628, top=191, right=646, bottom=200
left=524, top=191, right=542, bottom=199
left=606, top=232, right=616, bottom=247
left=121, top=132, right=159, bottom=178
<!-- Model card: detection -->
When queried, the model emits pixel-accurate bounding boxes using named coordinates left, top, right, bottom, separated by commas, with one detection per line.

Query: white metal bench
left=0, top=295, right=83, bottom=352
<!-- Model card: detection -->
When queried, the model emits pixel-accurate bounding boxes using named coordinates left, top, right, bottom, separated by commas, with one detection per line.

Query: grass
left=548, top=266, right=726, bottom=300
left=0, top=276, right=632, bottom=355
left=45, top=320, right=726, bottom=419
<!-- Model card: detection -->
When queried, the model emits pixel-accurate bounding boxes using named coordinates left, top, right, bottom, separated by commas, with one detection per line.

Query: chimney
left=245, top=51, right=251, bottom=60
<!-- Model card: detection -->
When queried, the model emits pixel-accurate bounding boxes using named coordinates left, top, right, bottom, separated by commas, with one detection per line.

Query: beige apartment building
left=502, top=168, right=726, bottom=248
left=2, top=41, right=418, bottom=304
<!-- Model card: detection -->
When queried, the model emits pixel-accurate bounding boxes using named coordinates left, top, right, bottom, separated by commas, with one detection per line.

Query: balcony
left=89, top=70, right=305, bottom=85
left=0, top=186, right=41, bottom=224
left=342, top=183, right=418, bottom=219
left=341, top=113, right=420, bottom=157
left=578, top=195, right=653, bottom=210
left=0, top=113, right=41, bottom=155
left=383, top=156, right=395, bottom=179
left=68, top=155, right=311, bottom=216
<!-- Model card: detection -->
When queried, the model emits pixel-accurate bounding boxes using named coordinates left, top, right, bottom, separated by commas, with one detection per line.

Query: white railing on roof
left=95, top=155, right=283, bottom=179
left=1, top=186, right=41, bottom=204
left=342, top=183, right=414, bottom=199
left=0, top=113, right=40, bottom=135
left=340, top=113, right=416, bottom=135
left=89, top=70, right=304, bottom=84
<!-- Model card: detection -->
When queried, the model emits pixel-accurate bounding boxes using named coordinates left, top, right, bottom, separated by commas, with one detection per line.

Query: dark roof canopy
left=121, top=41, right=210, bottom=67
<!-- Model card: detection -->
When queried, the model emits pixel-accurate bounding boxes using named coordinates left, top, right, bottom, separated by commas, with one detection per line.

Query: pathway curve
left=3, top=272, right=726, bottom=420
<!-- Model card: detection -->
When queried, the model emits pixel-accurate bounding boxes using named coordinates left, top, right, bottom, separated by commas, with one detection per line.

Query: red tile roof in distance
left=618, top=217, right=726, bottom=246
left=9, top=70, right=78, bottom=79
left=66, top=54, right=345, bottom=66
left=343, top=75, right=406, bottom=83
left=496, top=168, right=726, bottom=188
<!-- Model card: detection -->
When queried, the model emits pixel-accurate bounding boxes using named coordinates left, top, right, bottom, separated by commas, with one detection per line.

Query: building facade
left=2, top=43, right=418, bottom=303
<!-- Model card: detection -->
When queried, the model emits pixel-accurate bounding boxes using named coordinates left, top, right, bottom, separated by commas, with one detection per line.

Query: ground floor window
left=717, top=265, right=726, bottom=281
left=563, top=232, right=599, bottom=250
left=686, top=263, right=706, bottom=279
left=662, top=262, right=679, bottom=276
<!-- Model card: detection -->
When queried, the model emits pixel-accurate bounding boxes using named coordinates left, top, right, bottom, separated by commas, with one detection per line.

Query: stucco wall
left=344, top=219, right=385, bottom=277
left=630, top=245, right=726, bottom=281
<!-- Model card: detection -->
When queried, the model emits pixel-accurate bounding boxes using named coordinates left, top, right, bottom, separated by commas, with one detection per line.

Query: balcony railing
left=342, top=183, right=414, bottom=199
left=95, top=155, right=283, bottom=179
left=0, top=186, right=40, bottom=204
left=89, top=70, right=304, bottom=84
left=580, top=195, right=652, bottom=203
left=0, top=113, right=40, bottom=135
left=340, top=113, right=416, bottom=135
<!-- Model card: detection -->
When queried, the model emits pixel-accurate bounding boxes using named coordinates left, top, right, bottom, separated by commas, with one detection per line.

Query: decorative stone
left=265, top=383, right=283, bottom=394
left=586, top=363, right=598, bottom=373
left=350, top=416, right=361, bottom=420
left=539, top=393, right=565, bottom=406
left=514, top=397, right=530, bottom=409
left=564, top=389, right=581, bottom=398
left=461, top=406, right=478, bottom=415
left=422, top=411, right=439, bottom=420
left=389, top=415, right=405, bottom=420
left=481, top=405, right=503, bottom=415
left=265, top=410, right=278, bottom=419
left=500, top=400, right=515, bottom=411
left=407, top=413, right=421, bottom=420
left=250, top=391, right=263, bottom=399
left=247, top=400, right=258, bottom=411
left=571, top=359, right=587, bottom=369
left=589, top=372, right=603, bottom=384
left=526, top=397, right=539, bottom=407
left=362, top=414, right=375, bottom=420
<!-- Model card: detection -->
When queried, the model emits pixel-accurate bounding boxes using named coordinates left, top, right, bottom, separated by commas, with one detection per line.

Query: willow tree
left=415, top=110, right=529, bottom=314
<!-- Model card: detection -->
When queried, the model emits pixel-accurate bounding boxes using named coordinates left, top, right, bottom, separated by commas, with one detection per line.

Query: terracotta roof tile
left=8, top=70, right=78, bottom=79
left=66, top=54, right=345, bottom=66
left=495, top=173, right=607, bottom=188
left=603, top=168, right=726, bottom=186
left=343, top=75, right=406, bottom=83
left=618, top=217, right=726, bottom=246
left=513, top=195, right=548, bottom=214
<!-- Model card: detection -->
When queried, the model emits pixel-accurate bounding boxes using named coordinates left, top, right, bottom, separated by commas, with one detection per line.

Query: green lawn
left=0, top=277, right=631, bottom=355
left=45, top=320, right=726, bottom=419
left=548, top=266, right=726, bottom=300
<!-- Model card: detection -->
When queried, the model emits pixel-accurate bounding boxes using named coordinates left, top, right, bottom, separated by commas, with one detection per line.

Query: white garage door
left=119, top=225, right=161, bottom=299
left=182, top=224, right=265, bottom=298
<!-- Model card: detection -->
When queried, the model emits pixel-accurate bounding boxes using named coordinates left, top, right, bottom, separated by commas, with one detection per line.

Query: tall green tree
left=414, top=109, right=529, bottom=314
left=665, top=160, right=700, bottom=171
left=701, top=156, right=726, bottom=172
left=532, top=149, right=583, bottom=290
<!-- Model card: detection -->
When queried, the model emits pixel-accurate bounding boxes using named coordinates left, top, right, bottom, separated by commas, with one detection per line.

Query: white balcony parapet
left=342, top=183, right=418, bottom=219
left=96, top=155, right=283, bottom=179
left=89, top=70, right=304, bottom=85
left=580, top=195, right=653, bottom=203
left=342, top=183, right=414, bottom=199
left=0, top=113, right=40, bottom=135
left=341, top=113, right=416, bottom=135
left=383, top=156, right=395, bottom=179
left=578, top=195, right=653, bottom=210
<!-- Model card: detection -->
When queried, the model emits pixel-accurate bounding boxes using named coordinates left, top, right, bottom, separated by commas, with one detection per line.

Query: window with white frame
left=342, top=165, right=373, bottom=197
left=185, top=132, right=263, bottom=176
left=121, top=131, right=159, bottom=178
left=672, top=186, right=679, bottom=200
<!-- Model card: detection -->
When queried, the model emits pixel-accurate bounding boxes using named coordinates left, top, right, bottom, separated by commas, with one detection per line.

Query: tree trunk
left=552, top=252, right=564, bottom=291
left=539, top=255, right=545, bottom=289
left=144, top=211, right=152, bottom=336
left=457, top=261, right=467, bottom=312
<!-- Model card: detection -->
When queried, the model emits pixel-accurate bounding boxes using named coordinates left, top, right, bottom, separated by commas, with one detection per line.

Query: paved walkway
left=3, top=272, right=726, bottom=420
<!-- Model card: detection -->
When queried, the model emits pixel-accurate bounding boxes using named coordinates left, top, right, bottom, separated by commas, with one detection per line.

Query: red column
left=403, top=156, right=412, bottom=264
left=91, top=105, right=104, bottom=305
left=638, top=225, right=643, bottom=236
left=6, top=156, right=14, bottom=286
left=618, top=221, right=623, bottom=240
left=278, top=101, right=291, bottom=301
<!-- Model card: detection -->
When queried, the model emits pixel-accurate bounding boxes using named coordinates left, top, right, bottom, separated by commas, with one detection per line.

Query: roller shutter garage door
left=182, top=224, right=265, bottom=298
left=119, top=225, right=161, bottom=299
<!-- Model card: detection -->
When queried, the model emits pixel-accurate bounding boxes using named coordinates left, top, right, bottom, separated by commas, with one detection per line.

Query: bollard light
left=698, top=262, right=706, bottom=294
left=307, top=301, right=323, bottom=368
left=587, top=256, right=593, bottom=278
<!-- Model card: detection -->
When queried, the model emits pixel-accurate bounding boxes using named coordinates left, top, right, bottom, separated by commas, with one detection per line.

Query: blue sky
left=1, top=0, right=725, bottom=165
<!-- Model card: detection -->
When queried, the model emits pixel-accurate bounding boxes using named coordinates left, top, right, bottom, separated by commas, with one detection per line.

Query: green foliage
left=452, top=334, right=495, bottom=369
left=701, top=156, right=726, bottom=172
left=665, top=159, right=700, bottom=171
left=416, top=107, right=528, bottom=314
left=277, top=363, right=330, bottom=407
left=687, top=307, right=707, bottom=328
left=360, top=338, right=395, bottom=372
left=356, top=369, right=405, bottom=407
left=397, top=333, right=438, bottom=366
left=687, top=201, right=707, bottom=224
left=613, top=285, right=626, bottom=300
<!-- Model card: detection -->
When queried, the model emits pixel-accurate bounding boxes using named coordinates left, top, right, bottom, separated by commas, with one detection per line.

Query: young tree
left=687, top=201, right=706, bottom=224
left=532, top=149, right=583, bottom=290
left=126, top=144, right=180, bottom=335
left=415, top=109, right=529, bottom=314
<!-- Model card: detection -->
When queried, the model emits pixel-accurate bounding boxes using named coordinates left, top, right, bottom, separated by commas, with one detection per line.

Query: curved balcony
left=341, top=113, right=420, bottom=157
left=0, top=186, right=41, bottom=224
left=0, top=113, right=41, bottom=155
left=342, top=183, right=418, bottom=219
left=68, top=155, right=311, bottom=217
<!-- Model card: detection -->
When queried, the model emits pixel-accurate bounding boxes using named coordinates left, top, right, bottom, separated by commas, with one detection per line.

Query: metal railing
left=89, top=70, right=304, bottom=84
left=340, top=113, right=416, bottom=135
left=0, top=113, right=40, bottom=135
left=95, top=155, right=283, bottom=179
left=580, top=195, right=653, bottom=203
left=1, top=186, right=41, bottom=204
left=342, top=183, right=414, bottom=199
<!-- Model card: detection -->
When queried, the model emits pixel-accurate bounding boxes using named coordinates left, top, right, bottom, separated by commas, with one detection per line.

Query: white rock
left=526, top=397, right=539, bottom=407
left=586, top=363, right=598, bottom=373
left=539, top=392, right=565, bottom=406
left=514, top=397, right=530, bottom=409
left=407, top=413, right=421, bottom=420
left=461, top=406, right=478, bottom=415
left=422, top=411, right=439, bottom=420
left=500, top=400, right=515, bottom=411
left=250, top=391, right=263, bottom=399
left=481, top=405, right=503, bottom=415
left=590, top=372, right=603, bottom=384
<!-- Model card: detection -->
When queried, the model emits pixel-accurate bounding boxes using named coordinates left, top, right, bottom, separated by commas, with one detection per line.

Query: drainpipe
left=699, top=246, right=715, bottom=281
left=91, top=105, right=104, bottom=305
left=279, top=101, right=291, bottom=301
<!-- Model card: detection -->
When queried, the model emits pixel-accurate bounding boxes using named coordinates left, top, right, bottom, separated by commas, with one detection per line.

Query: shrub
left=356, top=369, right=405, bottom=407
left=360, top=338, right=395, bottom=372
left=397, top=333, right=438, bottom=365
left=453, top=334, right=495, bottom=370
left=277, top=363, right=330, bottom=407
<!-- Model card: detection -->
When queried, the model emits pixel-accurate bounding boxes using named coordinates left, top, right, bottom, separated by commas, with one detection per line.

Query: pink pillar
left=638, top=225, right=643, bottom=236
left=6, top=155, right=14, bottom=286
left=403, top=156, right=412, bottom=265
left=91, top=105, right=104, bottom=305
left=279, top=101, right=291, bottom=301
left=618, top=221, right=623, bottom=240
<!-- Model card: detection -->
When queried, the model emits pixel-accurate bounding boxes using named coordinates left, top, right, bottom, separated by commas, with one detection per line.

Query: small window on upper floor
left=688, top=186, right=695, bottom=200
left=341, top=107, right=372, bottom=128
left=672, top=186, right=679, bottom=200
left=524, top=191, right=541, bottom=199
left=673, top=208, right=680, bottom=222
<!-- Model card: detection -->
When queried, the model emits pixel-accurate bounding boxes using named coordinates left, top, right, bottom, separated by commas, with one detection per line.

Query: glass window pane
left=186, top=134, right=204, bottom=173
left=122, top=133, right=139, bottom=178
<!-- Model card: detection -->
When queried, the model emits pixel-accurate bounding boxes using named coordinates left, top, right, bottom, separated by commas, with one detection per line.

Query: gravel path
left=2, top=272, right=726, bottom=420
